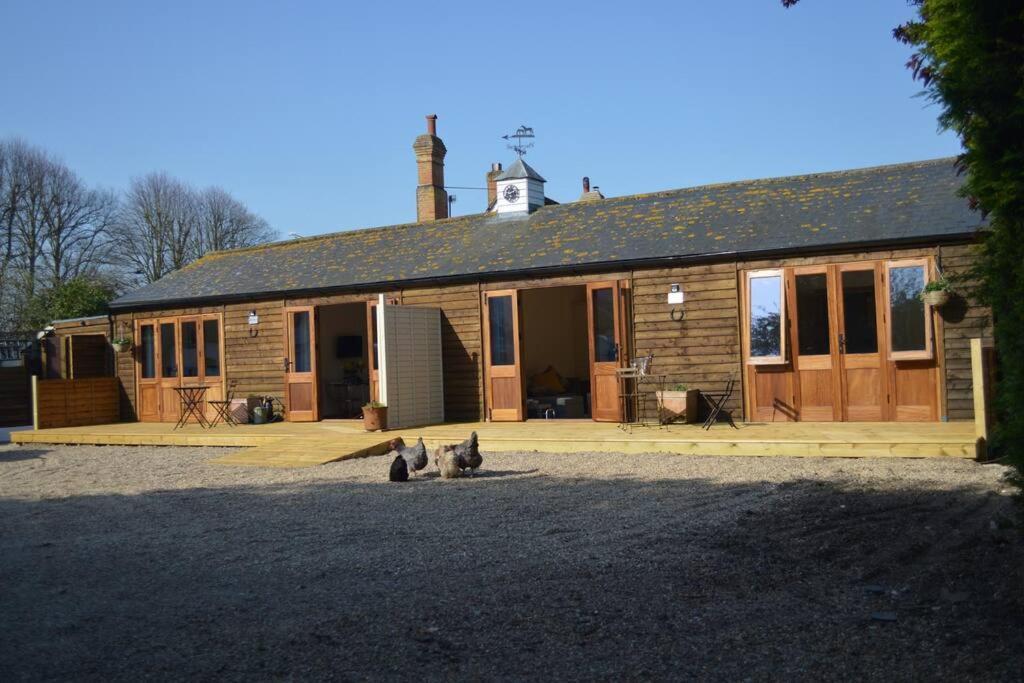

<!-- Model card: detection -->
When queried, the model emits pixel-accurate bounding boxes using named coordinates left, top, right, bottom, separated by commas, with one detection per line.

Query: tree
left=113, top=173, right=277, bottom=286
left=784, top=1, right=1024, bottom=479
left=196, top=186, right=276, bottom=255
left=20, top=276, right=115, bottom=331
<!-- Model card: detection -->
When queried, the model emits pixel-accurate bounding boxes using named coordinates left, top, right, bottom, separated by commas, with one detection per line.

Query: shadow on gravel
left=0, top=474, right=1020, bottom=680
left=0, top=448, right=51, bottom=463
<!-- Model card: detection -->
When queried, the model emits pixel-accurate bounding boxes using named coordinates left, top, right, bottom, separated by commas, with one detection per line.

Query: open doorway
left=316, top=302, right=370, bottom=419
left=519, top=286, right=591, bottom=419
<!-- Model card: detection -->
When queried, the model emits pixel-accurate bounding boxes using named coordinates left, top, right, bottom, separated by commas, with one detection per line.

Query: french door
left=283, top=306, right=318, bottom=422
left=135, top=315, right=224, bottom=422
left=482, top=289, right=524, bottom=421
left=835, top=264, right=888, bottom=421
left=587, top=281, right=626, bottom=422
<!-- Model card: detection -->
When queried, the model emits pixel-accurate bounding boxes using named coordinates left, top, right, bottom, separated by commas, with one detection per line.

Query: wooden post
left=31, top=374, right=39, bottom=431
left=970, top=338, right=989, bottom=460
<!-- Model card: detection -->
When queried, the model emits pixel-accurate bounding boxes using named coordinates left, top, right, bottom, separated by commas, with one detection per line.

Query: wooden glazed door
left=483, top=289, right=524, bottom=421
left=136, top=321, right=160, bottom=422
left=587, top=281, right=624, bottom=422
left=791, top=268, right=840, bottom=421
left=835, top=264, right=888, bottom=421
left=283, top=306, right=318, bottom=422
left=156, top=319, right=181, bottom=423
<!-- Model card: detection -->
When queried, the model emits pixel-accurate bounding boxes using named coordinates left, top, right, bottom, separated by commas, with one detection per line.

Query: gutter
left=108, top=231, right=982, bottom=313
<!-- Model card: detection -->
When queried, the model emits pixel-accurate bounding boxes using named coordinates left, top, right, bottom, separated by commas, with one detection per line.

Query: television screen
left=336, top=335, right=362, bottom=358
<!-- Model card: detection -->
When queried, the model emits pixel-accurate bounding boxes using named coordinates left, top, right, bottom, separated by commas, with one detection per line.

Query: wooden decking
left=10, top=419, right=977, bottom=468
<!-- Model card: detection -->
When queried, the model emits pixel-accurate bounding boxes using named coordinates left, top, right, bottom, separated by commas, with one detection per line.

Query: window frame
left=744, top=268, right=787, bottom=366
left=885, top=258, right=934, bottom=361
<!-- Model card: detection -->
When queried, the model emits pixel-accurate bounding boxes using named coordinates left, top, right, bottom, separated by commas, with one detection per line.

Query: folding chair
left=208, top=381, right=238, bottom=428
left=701, top=376, right=738, bottom=430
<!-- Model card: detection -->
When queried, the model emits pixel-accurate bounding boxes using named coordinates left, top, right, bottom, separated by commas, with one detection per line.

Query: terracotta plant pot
left=922, top=290, right=950, bottom=307
left=362, top=405, right=387, bottom=431
left=655, top=389, right=700, bottom=424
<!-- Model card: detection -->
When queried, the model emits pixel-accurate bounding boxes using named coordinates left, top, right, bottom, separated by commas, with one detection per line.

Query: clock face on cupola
left=494, top=157, right=546, bottom=215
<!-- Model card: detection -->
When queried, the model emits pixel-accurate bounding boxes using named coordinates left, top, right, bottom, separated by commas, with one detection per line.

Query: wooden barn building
left=107, top=116, right=990, bottom=429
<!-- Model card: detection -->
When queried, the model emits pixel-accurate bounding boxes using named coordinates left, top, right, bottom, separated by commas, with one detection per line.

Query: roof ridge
left=200, top=211, right=492, bottom=259
left=588, top=157, right=959, bottom=206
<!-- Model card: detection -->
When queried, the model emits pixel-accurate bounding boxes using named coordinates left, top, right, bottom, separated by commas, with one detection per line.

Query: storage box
left=229, top=398, right=249, bottom=424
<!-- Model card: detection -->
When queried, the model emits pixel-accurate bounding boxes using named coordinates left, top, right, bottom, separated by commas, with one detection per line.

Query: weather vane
left=502, top=125, right=535, bottom=157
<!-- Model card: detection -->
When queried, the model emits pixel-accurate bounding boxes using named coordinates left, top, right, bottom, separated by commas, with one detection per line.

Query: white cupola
left=494, top=158, right=546, bottom=214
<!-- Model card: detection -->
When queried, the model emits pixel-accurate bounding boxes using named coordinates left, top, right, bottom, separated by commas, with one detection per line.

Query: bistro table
left=173, top=386, right=210, bottom=429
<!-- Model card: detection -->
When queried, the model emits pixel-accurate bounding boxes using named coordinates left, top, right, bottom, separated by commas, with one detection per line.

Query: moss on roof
left=111, top=158, right=981, bottom=309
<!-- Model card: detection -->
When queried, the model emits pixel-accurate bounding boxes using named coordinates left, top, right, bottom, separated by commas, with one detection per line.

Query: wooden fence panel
left=33, top=377, right=120, bottom=429
left=0, top=365, right=32, bottom=426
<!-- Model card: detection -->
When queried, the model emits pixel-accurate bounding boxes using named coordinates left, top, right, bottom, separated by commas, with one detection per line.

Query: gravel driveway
left=1, top=443, right=1021, bottom=681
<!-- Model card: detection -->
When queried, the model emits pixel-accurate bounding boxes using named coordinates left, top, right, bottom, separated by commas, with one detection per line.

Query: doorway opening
left=519, top=286, right=591, bottom=419
left=316, top=302, right=371, bottom=419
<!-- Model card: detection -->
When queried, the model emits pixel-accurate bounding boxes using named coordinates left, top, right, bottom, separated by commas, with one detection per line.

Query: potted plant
left=920, top=277, right=952, bottom=307
left=111, top=337, right=133, bottom=353
left=655, top=383, right=700, bottom=424
left=362, top=401, right=387, bottom=431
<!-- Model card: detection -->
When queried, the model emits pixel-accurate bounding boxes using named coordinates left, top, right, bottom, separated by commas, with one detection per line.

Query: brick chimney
left=413, top=114, right=448, bottom=221
left=486, top=162, right=503, bottom=208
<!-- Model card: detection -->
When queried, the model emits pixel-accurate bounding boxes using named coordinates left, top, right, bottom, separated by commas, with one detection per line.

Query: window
left=181, top=321, right=198, bottom=377
left=292, top=310, right=311, bottom=373
left=140, top=325, right=155, bottom=379
left=488, top=295, right=515, bottom=366
left=203, top=319, right=220, bottom=377
left=746, top=270, right=785, bottom=364
left=841, top=269, right=879, bottom=354
left=795, top=273, right=830, bottom=356
left=160, top=322, right=177, bottom=377
left=591, top=287, right=617, bottom=362
left=887, top=259, right=933, bottom=360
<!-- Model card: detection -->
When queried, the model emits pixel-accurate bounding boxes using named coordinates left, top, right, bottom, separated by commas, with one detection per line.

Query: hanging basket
left=922, top=290, right=950, bottom=307
left=112, top=340, right=133, bottom=353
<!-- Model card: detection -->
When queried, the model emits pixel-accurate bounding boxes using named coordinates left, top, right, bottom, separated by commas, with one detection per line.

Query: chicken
left=388, top=453, right=408, bottom=482
left=435, top=445, right=462, bottom=479
left=452, top=431, right=482, bottom=476
left=389, top=437, right=428, bottom=476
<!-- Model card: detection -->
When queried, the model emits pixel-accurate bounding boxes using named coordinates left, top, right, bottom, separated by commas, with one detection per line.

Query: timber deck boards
left=10, top=419, right=977, bottom=467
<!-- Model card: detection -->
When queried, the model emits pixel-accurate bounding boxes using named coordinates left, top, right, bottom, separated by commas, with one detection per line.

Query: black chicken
left=390, top=437, right=428, bottom=476
left=388, top=454, right=408, bottom=482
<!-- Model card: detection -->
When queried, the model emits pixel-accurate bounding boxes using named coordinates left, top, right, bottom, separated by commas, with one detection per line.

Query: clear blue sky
left=0, top=0, right=959, bottom=237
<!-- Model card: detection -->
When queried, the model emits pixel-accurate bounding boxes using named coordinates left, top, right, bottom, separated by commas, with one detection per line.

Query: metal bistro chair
left=701, top=375, right=738, bottom=430
left=208, top=381, right=238, bottom=428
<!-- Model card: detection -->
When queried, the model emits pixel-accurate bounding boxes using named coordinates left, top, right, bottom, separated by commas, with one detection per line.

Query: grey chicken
left=389, top=437, right=428, bottom=476
left=452, top=431, right=481, bottom=475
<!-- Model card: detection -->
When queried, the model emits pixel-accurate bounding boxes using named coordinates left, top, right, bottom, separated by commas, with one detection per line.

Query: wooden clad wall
left=938, top=243, right=993, bottom=420
left=34, top=377, right=119, bottom=429
left=224, top=301, right=285, bottom=404
left=113, top=316, right=136, bottom=420
left=631, top=262, right=743, bottom=420
left=400, top=283, right=483, bottom=421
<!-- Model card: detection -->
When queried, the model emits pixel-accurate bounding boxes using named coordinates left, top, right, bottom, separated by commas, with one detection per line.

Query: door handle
left=838, top=334, right=846, bottom=353
left=284, top=358, right=291, bottom=371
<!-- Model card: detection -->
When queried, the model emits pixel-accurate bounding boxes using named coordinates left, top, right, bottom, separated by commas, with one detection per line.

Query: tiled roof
left=111, top=158, right=982, bottom=309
